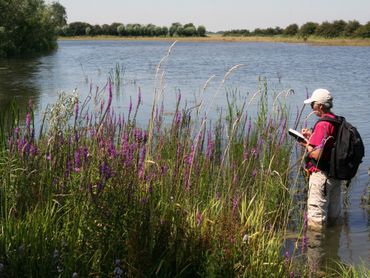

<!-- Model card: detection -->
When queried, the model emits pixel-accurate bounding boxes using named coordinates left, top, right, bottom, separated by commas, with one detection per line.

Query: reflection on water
left=0, top=40, right=369, bottom=267
left=0, top=58, right=41, bottom=116
left=306, top=226, right=341, bottom=275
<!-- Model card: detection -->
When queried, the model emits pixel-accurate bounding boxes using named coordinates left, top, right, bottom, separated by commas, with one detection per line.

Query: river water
left=0, top=40, right=369, bottom=267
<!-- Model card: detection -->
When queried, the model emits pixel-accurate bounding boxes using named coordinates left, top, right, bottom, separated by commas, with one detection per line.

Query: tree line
left=57, top=22, right=207, bottom=38
left=222, top=20, right=370, bottom=38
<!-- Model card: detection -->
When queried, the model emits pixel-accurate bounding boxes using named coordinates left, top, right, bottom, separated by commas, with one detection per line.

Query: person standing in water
left=300, top=89, right=342, bottom=232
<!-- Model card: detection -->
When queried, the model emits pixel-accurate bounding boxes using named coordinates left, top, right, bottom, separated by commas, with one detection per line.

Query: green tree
left=0, top=0, right=59, bottom=57
left=182, top=23, right=197, bottom=36
left=343, top=20, right=361, bottom=37
left=315, top=20, right=346, bottom=38
left=49, top=1, right=67, bottom=27
left=161, top=26, right=169, bottom=36
left=354, top=21, right=370, bottom=38
left=67, top=22, right=91, bottom=36
left=117, top=24, right=126, bottom=36
left=109, top=23, right=122, bottom=35
left=169, top=22, right=182, bottom=36
left=85, top=26, right=91, bottom=36
left=91, top=25, right=102, bottom=36
left=299, top=22, right=318, bottom=37
left=197, top=25, right=206, bottom=37
left=283, top=24, right=299, bottom=36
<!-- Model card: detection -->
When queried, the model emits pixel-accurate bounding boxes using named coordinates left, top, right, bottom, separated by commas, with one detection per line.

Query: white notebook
left=288, top=128, right=307, bottom=142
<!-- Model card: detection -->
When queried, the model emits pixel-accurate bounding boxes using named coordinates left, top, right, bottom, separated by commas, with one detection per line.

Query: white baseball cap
left=304, top=88, right=333, bottom=105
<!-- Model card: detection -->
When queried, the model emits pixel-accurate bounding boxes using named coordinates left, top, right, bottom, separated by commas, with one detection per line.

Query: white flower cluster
left=45, top=90, right=79, bottom=141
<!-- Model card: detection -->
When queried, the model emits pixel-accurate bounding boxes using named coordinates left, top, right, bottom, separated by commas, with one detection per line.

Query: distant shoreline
left=59, top=35, right=370, bottom=46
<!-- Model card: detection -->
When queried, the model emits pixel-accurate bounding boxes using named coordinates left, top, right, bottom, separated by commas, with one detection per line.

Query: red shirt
left=307, top=113, right=336, bottom=171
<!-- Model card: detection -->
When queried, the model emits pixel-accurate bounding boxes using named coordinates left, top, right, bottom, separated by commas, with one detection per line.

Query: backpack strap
left=316, top=115, right=343, bottom=126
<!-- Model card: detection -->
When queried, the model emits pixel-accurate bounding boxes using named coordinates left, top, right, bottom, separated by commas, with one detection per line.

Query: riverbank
left=59, top=34, right=370, bottom=46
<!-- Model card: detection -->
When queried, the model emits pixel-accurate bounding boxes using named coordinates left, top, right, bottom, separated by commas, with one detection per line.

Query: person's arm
left=306, top=144, right=323, bottom=161
left=299, top=127, right=323, bottom=160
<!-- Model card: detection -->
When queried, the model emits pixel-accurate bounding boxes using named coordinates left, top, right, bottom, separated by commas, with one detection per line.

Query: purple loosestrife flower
left=30, top=143, right=38, bottom=157
left=250, top=147, right=258, bottom=158
left=14, top=127, right=19, bottom=139
left=142, top=130, right=148, bottom=143
left=82, top=147, right=89, bottom=160
left=252, top=169, right=257, bottom=177
left=134, top=128, right=142, bottom=143
left=284, top=251, right=290, bottom=267
left=99, top=161, right=112, bottom=181
left=185, top=145, right=195, bottom=165
left=232, top=196, right=239, bottom=214
left=161, top=164, right=168, bottom=175
left=247, top=118, right=252, bottom=138
left=65, top=159, right=73, bottom=178
left=108, top=139, right=117, bottom=158
left=138, top=145, right=146, bottom=179
left=74, top=149, right=82, bottom=172
left=206, top=130, right=214, bottom=160
left=125, top=143, right=136, bottom=166
left=96, top=181, right=104, bottom=193
left=216, top=191, right=221, bottom=200
left=28, top=99, right=33, bottom=110
left=175, top=111, right=182, bottom=126
left=25, top=112, right=31, bottom=133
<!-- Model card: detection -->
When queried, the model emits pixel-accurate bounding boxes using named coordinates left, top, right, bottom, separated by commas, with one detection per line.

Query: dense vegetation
left=222, top=20, right=370, bottom=38
left=58, top=22, right=207, bottom=38
left=1, top=68, right=368, bottom=276
left=0, top=75, right=295, bottom=276
left=0, top=1, right=66, bottom=57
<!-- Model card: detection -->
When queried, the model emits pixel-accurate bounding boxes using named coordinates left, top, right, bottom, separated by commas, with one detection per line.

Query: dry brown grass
left=59, top=34, right=370, bottom=46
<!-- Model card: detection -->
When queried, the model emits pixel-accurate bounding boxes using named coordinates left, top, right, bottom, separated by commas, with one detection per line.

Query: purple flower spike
left=252, top=169, right=257, bottom=177
left=216, top=191, right=221, bottom=200
left=26, top=113, right=31, bottom=132
left=232, top=196, right=239, bottom=214
left=75, top=150, right=82, bottom=169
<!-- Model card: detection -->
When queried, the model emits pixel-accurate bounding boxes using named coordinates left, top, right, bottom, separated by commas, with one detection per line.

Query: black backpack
left=317, top=116, right=365, bottom=181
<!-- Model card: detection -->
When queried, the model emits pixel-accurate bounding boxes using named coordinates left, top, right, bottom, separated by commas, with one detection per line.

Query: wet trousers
left=307, top=171, right=342, bottom=231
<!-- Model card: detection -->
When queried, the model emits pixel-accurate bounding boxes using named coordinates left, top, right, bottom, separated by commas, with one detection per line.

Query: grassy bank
left=0, top=73, right=298, bottom=277
left=59, top=34, right=370, bottom=46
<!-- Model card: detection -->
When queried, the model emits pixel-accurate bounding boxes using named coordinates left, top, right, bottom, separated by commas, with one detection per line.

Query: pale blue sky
left=52, top=0, right=369, bottom=32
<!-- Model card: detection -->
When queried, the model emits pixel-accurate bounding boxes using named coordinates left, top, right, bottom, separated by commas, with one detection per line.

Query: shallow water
left=0, top=40, right=369, bottom=266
